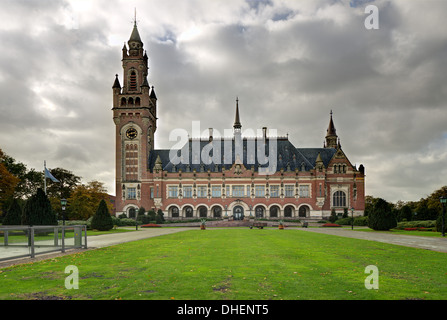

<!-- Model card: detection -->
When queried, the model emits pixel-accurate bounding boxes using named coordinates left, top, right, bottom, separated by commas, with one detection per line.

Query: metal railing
left=0, top=225, right=87, bottom=262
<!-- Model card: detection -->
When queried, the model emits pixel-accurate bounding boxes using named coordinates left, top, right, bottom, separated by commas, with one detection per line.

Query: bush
left=335, top=217, right=353, bottom=225
left=321, top=223, right=342, bottom=227
left=368, top=198, right=397, bottom=231
left=396, top=220, right=436, bottom=230
left=111, top=217, right=136, bottom=226
left=353, top=216, right=368, bottom=226
left=329, top=209, right=337, bottom=223
left=22, top=188, right=57, bottom=226
left=155, top=209, right=165, bottom=224
left=141, top=224, right=162, bottom=228
left=91, top=200, right=113, bottom=231
left=137, top=214, right=151, bottom=224
left=3, top=198, right=22, bottom=225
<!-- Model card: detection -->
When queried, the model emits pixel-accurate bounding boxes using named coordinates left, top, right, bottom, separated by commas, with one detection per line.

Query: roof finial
left=234, top=97, right=242, bottom=130
left=134, top=8, right=137, bottom=26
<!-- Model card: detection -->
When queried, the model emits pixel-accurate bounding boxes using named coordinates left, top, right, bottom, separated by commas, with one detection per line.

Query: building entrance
left=233, top=206, right=244, bottom=220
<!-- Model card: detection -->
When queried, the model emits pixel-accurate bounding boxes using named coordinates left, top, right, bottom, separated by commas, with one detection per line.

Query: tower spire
left=233, top=97, right=242, bottom=131
left=325, top=110, right=338, bottom=149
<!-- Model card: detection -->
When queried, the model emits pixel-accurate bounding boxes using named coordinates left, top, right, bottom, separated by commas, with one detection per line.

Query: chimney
left=262, top=127, right=268, bottom=141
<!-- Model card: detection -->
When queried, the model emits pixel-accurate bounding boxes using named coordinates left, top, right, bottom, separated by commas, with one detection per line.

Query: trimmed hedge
left=395, top=220, right=436, bottom=230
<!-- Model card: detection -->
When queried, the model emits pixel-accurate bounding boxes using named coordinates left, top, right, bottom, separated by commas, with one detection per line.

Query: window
left=270, top=185, right=280, bottom=198
left=168, top=186, right=178, bottom=198
left=270, top=206, right=279, bottom=218
left=255, top=185, right=265, bottom=198
left=232, top=185, right=244, bottom=197
left=125, top=143, right=139, bottom=181
left=285, top=206, right=293, bottom=217
left=198, top=206, right=207, bottom=217
left=333, top=191, right=347, bottom=207
left=127, top=188, right=136, bottom=200
left=255, top=206, right=264, bottom=218
left=184, top=206, right=193, bottom=218
left=183, top=186, right=192, bottom=198
left=212, top=206, right=222, bottom=218
left=299, top=185, right=310, bottom=198
left=212, top=186, right=221, bottom=198
left=150, top=187, right=154, bottom=199
left=197, top=186, right=207, bottom=198
left=130, top=71, right=137, bottom=91
left=171, top=207, right=179, bottom=218
left=285, top=185, right=294, bottom=198
left=226, top=185, right=230, bottom=197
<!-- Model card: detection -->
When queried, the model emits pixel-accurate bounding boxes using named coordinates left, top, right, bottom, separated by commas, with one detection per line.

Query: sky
left=0, top=0, right=446, bottom=204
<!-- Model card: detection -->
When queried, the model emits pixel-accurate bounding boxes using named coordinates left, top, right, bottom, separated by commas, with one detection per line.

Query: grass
left=0, top=228, right=446, bottom=300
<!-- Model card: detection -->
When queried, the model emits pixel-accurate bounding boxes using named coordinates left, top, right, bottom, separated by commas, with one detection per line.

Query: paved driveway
left=298, top=227, right=447, bottom=253
left=86, top=227, right=191, bottom=248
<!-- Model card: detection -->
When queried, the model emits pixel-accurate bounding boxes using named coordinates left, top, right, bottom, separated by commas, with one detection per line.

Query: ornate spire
left=112, top=74, right=121, bottom=89
left=233, top=97, right=242, bottom=130
left=129, top=9, right=142, bottom=44
left=327, top=110, right=336, bottom=136
left=325, top=110, right=338, bottom=149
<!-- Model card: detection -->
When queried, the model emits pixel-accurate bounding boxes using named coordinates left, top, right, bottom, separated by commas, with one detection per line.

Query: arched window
left=299, top=205, right=310, bottom=217
left=255, top=206, right=264, bottom=218
left=184, top=206, right=193, bottom=218
left=212, top=206, right=222, bottom=218
left=128, top=207, right=136, bottom=219
left=198, top=206, right=208, bottom=218
left=333, top=191, right=347, bottom=207
left=135, top=97, right=141, bottom=106
left=284, top=206, right=293, bottom=218
left=121, top=97, right=127, bottom=106
left=171, top=207, right=179, bottom=218
left=130, top=71, right=137, bottom=91
left=269, top=206, right=279, bottom=218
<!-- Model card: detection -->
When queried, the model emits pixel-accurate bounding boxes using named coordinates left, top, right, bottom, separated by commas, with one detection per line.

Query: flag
left=45, top=167, right=59, bottom=183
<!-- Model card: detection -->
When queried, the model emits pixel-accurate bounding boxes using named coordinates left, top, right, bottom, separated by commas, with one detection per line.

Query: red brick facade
left=112, top=24, right=365, bottom=221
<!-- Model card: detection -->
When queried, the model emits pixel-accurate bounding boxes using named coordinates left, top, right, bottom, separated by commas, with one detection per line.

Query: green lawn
left=1, top=228, right=446, bottom=300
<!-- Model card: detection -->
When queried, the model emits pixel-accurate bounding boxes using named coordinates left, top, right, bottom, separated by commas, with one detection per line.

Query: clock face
left=126, top=128, right=138, bottom=140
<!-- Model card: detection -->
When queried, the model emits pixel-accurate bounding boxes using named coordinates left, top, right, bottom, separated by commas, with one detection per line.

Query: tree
left=0, top=159, right=19, bottom=216
left=2, top=198, right=22, bottom=225
left=155, top=209, right=165, bottom=224
left=68, top=181, right=113, bottom=220
left=47, top=168, right=81, bottom=214
left=398, top=205, right=413, bottom=222
left=91, top=199, right=113, bottom=231
left=22, top=188, right=57, bottom=226
left=367, top=198, right=397, bottom=231
left=0, top=151, right=44, bottom=200
left=329, top=209, right=337, bottom=223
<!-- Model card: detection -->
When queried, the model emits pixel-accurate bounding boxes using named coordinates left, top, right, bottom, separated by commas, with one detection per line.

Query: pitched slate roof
left=148, top=137, right=337, bottom=173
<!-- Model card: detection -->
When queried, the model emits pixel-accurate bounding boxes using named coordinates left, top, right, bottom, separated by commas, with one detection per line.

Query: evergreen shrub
left=91, top=200, right=113, bottom=231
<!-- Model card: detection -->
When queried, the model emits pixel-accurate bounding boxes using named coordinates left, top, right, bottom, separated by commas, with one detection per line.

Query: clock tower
left=112, top=19, right=157, bottom=216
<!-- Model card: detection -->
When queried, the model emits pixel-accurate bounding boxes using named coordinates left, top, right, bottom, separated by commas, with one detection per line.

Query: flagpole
left=44, top=160, right=47, bottom=195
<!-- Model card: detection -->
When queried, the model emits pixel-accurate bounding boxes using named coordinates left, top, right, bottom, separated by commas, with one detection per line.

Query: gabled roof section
left=148, top=138, right=338, bottom=173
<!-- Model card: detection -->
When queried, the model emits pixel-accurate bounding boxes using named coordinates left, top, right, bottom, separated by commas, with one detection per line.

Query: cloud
left=0, top=0, right=446, bottom=203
